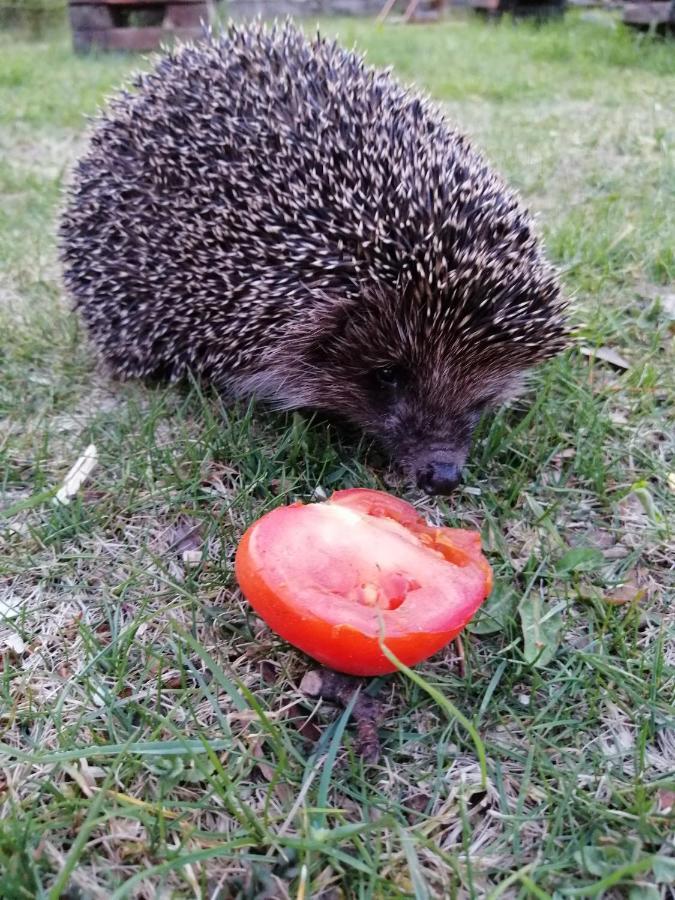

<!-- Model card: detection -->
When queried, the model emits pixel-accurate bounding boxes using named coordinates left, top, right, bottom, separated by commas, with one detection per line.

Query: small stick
left=376, top=0, right=400, bottom=24
left=403, top=0, right=422, bottom=21
left=53, top=444, right=98, bottom=506
left=300, top=669, right=386, bottom=763
left=453, top=635, right=466, bottom=678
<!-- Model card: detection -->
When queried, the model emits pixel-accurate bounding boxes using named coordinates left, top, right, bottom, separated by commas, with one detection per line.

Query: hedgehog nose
left=417, top=463, right=463, bottom=496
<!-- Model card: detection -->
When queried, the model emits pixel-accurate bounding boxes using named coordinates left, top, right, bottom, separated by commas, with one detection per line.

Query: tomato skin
left=234, top=489, right=492, bottom=676
left=329, top=488, right=428, bottom=529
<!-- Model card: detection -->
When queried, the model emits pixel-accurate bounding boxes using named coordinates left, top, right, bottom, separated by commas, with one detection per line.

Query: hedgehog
left=59, top=20, right=568, bottom=495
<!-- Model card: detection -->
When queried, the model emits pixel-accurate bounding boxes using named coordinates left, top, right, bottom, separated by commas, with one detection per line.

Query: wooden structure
left=376, top=0, right=447, bottom=23
left=623, top=0, right=675, bottom=33
left=469, top=0, right=566, bottom=17
left=68, top=0, right=213, bottom=52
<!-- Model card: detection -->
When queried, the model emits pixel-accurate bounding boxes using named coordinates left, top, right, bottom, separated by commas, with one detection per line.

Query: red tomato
left=234, top=488, right=492, bottom=676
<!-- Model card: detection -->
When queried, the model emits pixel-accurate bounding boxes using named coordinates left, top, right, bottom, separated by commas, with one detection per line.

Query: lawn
left=1, top=9, right=674, bottom=898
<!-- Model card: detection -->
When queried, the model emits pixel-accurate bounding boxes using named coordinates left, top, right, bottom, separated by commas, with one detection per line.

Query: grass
left=1, top=9, right=674, bottom=898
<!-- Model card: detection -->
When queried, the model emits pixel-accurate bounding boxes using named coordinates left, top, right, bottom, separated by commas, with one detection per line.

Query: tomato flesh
left=234, top=488, right=492, bottom=676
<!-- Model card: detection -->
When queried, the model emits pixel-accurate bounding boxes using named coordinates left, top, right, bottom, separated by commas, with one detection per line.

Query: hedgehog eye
left=372, top=365, right=407, bottom=390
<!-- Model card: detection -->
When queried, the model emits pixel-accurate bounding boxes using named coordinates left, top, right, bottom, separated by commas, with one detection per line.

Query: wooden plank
left=623, top=0, right=673, bottom=24
left=69, top=0, right=205, bottom=7
left=69, top=2, right=114, bottom=28
left=375, top=0, right=400, bottom=23
left=165, top=1, right=211, bottom=27
left=402, top=0, right=422, bottom=18
left=469, top=0, right=501, bottom=10
left=72, top=24, right=204, bottom=51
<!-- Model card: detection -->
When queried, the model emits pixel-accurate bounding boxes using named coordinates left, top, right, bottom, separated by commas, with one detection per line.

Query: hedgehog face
left=345, top=354, right=525, bottom=495
left=287, top=258, right=567, bottom=492
left=294, top=349, right=524, bottom=494
left=255, top=289, right=534, bottom=494
left=360, top=364, right=486, bottom=494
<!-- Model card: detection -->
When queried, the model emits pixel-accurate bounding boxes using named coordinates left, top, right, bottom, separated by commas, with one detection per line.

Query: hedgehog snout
left=384, top=403, right=478, bottom=495
left=416, top=461, right=463, bottom=496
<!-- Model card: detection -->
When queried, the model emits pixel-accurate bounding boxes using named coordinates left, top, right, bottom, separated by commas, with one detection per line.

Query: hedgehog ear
left=231, top=293, right=360, bottom=409
left=289, top=292, right=360, bottom=364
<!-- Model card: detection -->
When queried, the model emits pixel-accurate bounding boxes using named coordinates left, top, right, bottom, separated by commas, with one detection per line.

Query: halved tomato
left=234, top=488, right=492, bottom=676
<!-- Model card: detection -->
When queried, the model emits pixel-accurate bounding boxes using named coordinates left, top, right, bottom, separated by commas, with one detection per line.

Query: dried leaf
left=580, top=345, right=630, bottom=370
left=660, top=293, right=675, bottom=319
left=603, top=544, right=630, bottom=560
left=167, top=517, right=204, bottom=554
left=405, top=792, right=430, bottom=815
left=63, top=760, right=105, bottom=798
left=274, top=782, right=293, bottom=804
left=0, top=597, right=22, bottom=620
left=260, top=660, right=277, bottom=684
left=585, top=529, right=617, bottom=551
left=609, top=411, right=628, bottom=425
left=550, top=448, right=576, bottom=469
left=605, top=574, right=645, bottom=606
left=251, top=739, right=276, bottom=782
left=3, top=633, right=26, bottom=654
left=656, top=790, right=675, bottom=814
left=287, top=704, right=322, bottom=743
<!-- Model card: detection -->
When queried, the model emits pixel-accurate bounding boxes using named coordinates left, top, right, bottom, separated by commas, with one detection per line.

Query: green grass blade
left=378, top=641, right=488, bottom=788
